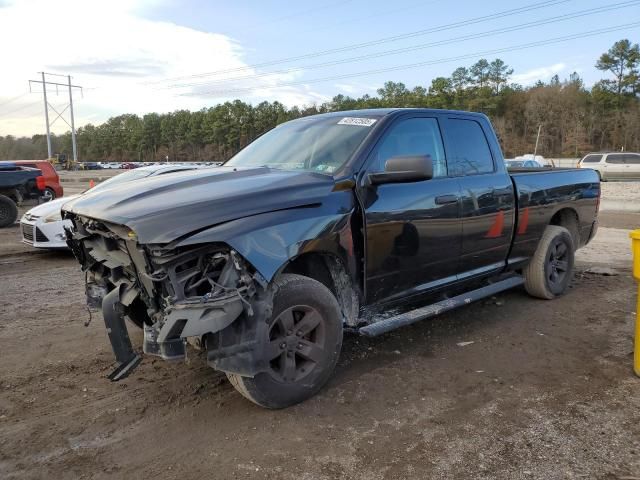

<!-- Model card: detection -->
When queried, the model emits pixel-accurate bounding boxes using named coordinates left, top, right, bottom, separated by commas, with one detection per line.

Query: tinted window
left=446, top=119, right=494, bottom=175
left=625, top=154, right=640, bottom=164
left=581, top=154, right=602, bottom=163
left=372, top=117, right=447, bottom=177
left=606, top=154, right=625, bottom=164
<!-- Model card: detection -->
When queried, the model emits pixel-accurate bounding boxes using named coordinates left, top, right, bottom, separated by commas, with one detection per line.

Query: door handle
left=435, top=195, right=458, bottom=205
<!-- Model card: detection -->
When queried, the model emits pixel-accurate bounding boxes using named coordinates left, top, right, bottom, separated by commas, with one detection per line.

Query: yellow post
left=630, top=230, right=640, bottom=377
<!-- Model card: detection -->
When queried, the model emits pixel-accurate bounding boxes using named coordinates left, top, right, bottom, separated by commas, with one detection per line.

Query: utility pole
left=68, top=75, right=77, bottom=163
left=533, top=124, right=543, bottom=156
left=41, top=72, right=52, bottom=159
left=29, top=72, right=83, bottom=163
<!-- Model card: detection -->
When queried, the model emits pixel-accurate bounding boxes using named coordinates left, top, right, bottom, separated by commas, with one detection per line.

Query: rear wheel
left=42, top=187, right=56, bottom=202
left=524, top=225, right=575, bottom=299
left=226, top=274, right=343, bottom=409
left=0, top=195, right=18, bottom=228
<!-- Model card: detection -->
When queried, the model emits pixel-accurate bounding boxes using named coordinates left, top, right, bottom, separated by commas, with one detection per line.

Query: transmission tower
left=29, top=72, right=83, bottom=161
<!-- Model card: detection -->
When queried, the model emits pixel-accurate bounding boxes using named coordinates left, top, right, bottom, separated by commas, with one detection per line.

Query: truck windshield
left=225, top=116, right=378, bottom=174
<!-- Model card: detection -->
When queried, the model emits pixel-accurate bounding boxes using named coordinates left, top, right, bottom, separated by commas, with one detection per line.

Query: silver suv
left=579, top=152, right=640, bottom=181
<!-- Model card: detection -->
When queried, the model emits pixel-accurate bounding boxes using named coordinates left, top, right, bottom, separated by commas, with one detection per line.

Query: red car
left=14, top=160, right=63, bottom=200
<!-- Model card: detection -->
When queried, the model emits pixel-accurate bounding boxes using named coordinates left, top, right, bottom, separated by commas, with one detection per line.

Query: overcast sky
left=0, top=0, right=638, bottom=137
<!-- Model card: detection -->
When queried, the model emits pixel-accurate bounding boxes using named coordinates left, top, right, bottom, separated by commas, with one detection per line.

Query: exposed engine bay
left=66, top=213, right=273, bottom=381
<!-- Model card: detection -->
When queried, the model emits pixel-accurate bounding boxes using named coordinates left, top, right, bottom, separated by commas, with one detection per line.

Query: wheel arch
left=277, top=251, right=360, bottom=327
left=549, top=207, right=580, bottom=247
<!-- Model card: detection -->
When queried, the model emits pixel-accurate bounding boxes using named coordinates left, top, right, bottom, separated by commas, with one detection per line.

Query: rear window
left=605, top=154, right=625, bottom=164
left=445, top=119, right=494, bottom=176
left=581, top=154, right=602, bottom=163
left=625, top=154, right=640, bottom=164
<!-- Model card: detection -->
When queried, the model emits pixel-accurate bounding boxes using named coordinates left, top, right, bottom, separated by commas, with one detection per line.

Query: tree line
left=1, top=39, right=638, bottom=162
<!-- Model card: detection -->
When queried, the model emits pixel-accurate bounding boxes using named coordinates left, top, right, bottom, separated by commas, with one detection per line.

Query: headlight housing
left=42, top=210, right=62, bottom=223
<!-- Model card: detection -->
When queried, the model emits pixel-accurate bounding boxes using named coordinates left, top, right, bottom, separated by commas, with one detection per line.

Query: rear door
left=360, top=115, right=462, bottom=304
left=441, top=116, right=515, bottom=279
left=604, top=153, right=626, bottom=179
left=623, top=153, right=640, bottom=179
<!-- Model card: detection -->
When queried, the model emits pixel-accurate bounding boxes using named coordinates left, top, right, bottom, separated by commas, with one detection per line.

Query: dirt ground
left=1, top=210, right=639, bottom=480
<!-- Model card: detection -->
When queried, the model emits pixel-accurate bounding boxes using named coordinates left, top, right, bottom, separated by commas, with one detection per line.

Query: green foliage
left=595, top=39, right=640, bottom=98
left=2, top=40, right=639, bottom=162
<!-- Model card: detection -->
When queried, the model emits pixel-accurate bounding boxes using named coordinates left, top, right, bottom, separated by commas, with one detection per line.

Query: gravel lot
left=600, top=182, right=640, bottom=212
left=1, top=172, right=639, bottom=479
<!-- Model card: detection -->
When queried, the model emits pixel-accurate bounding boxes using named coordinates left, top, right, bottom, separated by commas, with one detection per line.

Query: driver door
left=358, top=116, right=463, bottom=305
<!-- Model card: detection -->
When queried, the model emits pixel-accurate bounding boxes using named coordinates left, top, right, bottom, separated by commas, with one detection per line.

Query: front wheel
left=524, top=225, right=575, bottom=299
left=226, top=274, right=343, bottom=409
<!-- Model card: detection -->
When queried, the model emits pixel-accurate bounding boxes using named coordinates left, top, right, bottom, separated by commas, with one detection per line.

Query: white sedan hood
left=25, top=195, right=81, bottom=218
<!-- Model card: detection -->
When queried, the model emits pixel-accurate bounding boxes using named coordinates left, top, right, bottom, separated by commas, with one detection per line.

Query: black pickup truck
left=0, top=163, right=45, bottom=227
left=63, top=109, right=600, bottom=408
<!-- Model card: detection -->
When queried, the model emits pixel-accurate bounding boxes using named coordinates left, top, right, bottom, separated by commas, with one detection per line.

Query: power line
left=184, top=21, right=640, bottom=98
left=29, top=73, right=83, bottom=160
left=165, top=1, right=640, bottom=90
left=0, top=100, right=42, bottom=117
left=0, top=92, right=29, bottom=109
left=148, top=0, right=571, bottom=84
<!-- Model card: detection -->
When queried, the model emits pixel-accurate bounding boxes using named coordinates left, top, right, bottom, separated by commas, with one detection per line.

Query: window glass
left=371, top=118, right=446, bottom=177
left=605, top=154, right=625, bottom=164
left=226, top=116, right=375, bottom=174
left=446, top=119, right=494, bottom=175
left=624, top=154, right=640, bottom=164
left=581, top=154, right=602, bottom=163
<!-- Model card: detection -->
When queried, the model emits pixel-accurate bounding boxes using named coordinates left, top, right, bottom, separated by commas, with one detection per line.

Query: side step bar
left=358, top=276, right=524, bottom=337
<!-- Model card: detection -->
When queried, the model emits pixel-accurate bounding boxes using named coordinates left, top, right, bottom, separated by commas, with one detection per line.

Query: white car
left=20, top=164, right=203, bottom=249
left=578, top=152, right=640, bottom=181
left=505, top=159, right=544, bottom=169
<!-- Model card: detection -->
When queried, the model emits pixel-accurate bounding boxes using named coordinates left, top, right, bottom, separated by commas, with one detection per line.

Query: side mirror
left=367, top=155, right=433, bottom=186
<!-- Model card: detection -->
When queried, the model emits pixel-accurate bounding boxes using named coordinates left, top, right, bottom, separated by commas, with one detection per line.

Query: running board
left=358, top=276, right=524, bottom=337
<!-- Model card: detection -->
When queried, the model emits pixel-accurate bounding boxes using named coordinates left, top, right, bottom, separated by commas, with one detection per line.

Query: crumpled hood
left=62, top=166, right=335, bottom=244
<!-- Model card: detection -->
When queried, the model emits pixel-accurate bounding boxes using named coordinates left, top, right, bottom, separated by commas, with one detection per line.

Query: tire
left=226, top=274, right=343, bottom=409
left=524, top=225, right=575, bottom=299
left=0, top=194, right=18, bottom=228
left=43, top=187, right=56, bottom=202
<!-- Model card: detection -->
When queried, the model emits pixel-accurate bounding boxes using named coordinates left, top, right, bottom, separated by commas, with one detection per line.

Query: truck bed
left=508, top=167, right=600, bottom=267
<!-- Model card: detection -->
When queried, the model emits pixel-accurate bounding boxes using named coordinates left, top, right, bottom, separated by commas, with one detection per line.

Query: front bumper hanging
left=101, top=287, right=142, bottom=381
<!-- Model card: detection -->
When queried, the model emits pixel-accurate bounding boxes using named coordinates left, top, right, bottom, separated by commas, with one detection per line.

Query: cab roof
left=307, top=108, right=487, bottom=119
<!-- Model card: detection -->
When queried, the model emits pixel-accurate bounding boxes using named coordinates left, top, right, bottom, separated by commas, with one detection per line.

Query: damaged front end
left=66, top=214, right=272, bottom=381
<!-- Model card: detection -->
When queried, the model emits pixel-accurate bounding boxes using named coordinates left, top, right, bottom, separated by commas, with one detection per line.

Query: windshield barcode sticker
left=337, top=117, right=377, bottom=127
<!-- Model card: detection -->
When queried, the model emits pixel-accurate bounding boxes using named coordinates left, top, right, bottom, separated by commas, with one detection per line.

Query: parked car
left=21, top=164, right=204, bottom=249
left=11, top=160, right=63, bottom=200
left=81, top=162, right=102, bottom=170
left=514, top=154, right=555, bottom=168
left=64, top=108, right=600, bottom=408
left=505, top=159, right=544, bottom=169
left=120, top=162, right=138, bottom=169
left=578, top=152, right=640, bottom=181
left=0, top=163, right=45, bottom=227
